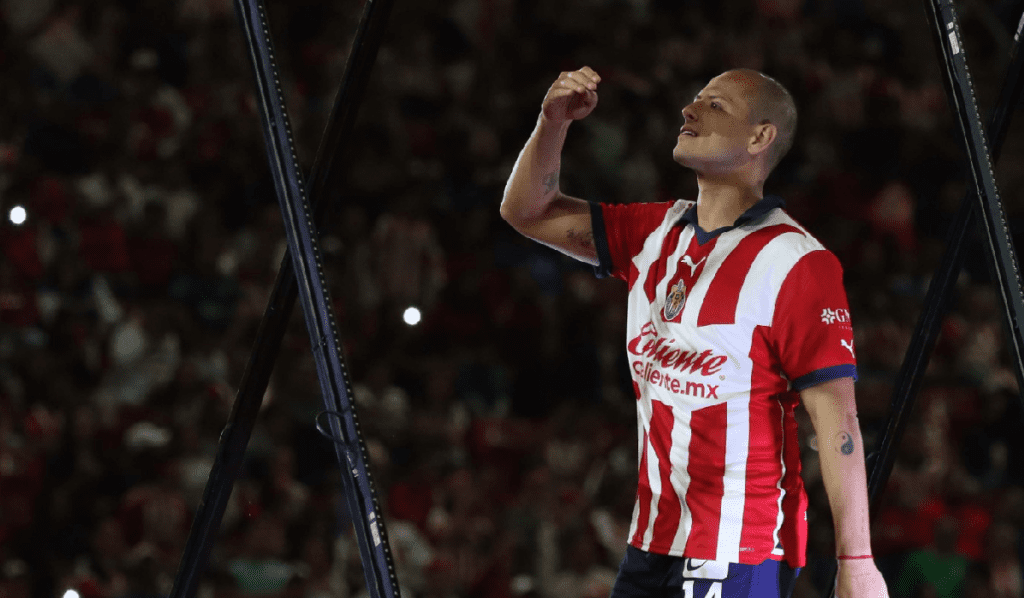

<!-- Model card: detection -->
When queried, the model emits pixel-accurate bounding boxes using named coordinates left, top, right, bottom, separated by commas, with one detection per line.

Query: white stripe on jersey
left=736, top=216, right=820, bottom=324
left=772, top=406, right=788, bottom=558
left=717, top=397, right=750, bottom=563
left=640, top=410, right=660, bottom=549
left=669, top=405, right=694, bottom=552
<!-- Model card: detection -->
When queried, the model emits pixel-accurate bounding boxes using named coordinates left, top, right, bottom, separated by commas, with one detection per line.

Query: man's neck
left=693, top=177, right=765, bottom=232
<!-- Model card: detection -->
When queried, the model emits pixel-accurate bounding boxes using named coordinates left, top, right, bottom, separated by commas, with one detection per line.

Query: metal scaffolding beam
left=167, top=0, right=397, bottom=596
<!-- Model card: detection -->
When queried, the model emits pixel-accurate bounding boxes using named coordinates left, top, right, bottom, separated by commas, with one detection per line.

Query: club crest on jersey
left=663, top=280, right=686, bottom=321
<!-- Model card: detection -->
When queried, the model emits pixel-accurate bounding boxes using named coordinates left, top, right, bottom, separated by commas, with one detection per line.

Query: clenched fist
left=542, top=66, right=601, bottom=123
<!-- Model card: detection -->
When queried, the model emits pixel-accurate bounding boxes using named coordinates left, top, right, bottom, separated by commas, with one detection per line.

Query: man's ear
left=748, top=121, right=778, bottom=157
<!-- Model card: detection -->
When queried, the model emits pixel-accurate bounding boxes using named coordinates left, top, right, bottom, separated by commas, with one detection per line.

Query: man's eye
left=710, top=101, right=720, bottom=109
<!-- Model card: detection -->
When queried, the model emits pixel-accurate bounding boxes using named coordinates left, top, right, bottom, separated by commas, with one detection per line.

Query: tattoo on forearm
left=835, top=432, right=855, bottom=455
left=543, top=171, right=559, bottom=194
left=567, top=228, right=595, bottom=252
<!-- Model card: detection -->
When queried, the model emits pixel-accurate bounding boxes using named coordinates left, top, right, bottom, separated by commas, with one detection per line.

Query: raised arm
left=801, top=377, right=890, bottom=598
left=500, top=67, right=602, bottom=265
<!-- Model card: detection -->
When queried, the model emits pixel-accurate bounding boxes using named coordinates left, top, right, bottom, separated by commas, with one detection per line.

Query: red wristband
left=837, top=554, right=873, bottom=560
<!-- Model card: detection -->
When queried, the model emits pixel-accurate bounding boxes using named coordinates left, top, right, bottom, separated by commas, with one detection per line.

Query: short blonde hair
left=729, top=69, right=798, bottom=172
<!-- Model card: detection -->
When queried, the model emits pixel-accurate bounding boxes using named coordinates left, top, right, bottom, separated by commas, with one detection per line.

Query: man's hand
left=836, top=560, right=890, bottom=598
left=542, top=67, right=601, bottom=123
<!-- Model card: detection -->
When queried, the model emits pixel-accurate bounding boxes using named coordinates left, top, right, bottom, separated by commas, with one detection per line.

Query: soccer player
left=500, top=67, right=891, bottom=598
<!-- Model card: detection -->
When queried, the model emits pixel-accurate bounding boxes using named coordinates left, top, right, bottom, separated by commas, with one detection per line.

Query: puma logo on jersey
left=680, top=254, right=707, bottom=276
left=841, top=339, right=855, bottom=358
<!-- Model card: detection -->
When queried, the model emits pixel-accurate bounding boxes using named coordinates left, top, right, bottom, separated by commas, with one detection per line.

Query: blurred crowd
left=2, top=0, right=1024, bottom=596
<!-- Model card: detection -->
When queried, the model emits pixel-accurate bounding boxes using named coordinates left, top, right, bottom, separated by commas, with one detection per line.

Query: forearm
left=816, top=408, right=892, bottom=598
left=802, top=378, right=874, bottom=557
left=500, top=114, right=571, bottom=226
left=815, top=409, right=874, bottom=556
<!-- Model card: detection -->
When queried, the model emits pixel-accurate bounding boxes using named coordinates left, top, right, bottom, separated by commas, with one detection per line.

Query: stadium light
left=402, top=306, right=421, bottom=326
left=8, top=205, right=26, bottom=225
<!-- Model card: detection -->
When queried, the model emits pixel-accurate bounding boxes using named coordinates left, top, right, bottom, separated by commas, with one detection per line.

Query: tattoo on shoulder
left=542, top=171, right=559, bottom=194
left=567, top=228, right=594, bottom=251
left=835, top=432, right=855, bottom=455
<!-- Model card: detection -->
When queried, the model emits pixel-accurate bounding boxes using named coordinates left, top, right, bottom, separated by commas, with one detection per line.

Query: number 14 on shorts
left=683, top=580, right=722, bottom=598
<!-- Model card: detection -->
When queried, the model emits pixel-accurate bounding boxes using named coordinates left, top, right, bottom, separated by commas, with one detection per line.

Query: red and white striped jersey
left=591, top=196, right=856, bottom=569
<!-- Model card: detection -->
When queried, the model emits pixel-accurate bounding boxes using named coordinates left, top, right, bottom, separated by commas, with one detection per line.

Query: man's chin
left=672, top=150, right=698, bottom=169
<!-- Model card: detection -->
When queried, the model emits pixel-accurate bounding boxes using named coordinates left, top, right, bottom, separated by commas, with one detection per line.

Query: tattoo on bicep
left=835, top=432, right=855, bottom=455
left=542, top=171, right=559, bottom=194
left=566, top=228, right=595, bottom=252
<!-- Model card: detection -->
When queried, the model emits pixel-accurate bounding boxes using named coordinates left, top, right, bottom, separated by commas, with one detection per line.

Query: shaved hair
left=728, top=69, right=798, bottom=172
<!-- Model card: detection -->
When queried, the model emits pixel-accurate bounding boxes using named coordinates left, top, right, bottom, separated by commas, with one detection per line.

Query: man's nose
left=682, top=105, right=697, bottom=122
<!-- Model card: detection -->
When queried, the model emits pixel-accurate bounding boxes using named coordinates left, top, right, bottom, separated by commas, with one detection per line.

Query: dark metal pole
left=167, top=0, right=396, bottom=596
left=307, top=0, right=396, bottom=221
left=823, top=2, right=1024, bottom=596
left=231, top=0, right=400, bottom=595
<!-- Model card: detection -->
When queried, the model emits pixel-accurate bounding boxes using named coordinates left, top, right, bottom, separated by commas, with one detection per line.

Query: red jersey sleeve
left=771, top=249, right=857, bottom=390
left=591, top=201, right=677, bottom=280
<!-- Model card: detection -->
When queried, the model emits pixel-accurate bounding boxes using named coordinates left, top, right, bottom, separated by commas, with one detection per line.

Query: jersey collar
left=677, top=194, right=786, bottom=245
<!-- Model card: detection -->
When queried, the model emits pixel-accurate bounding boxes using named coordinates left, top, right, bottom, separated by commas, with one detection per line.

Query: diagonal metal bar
left=823, top=3, right=1024, bottom=597
left=230, top=0, right=399, bottom=595
left=167, top=0, right=396, bottom=596
left=985, top=6, right=1024, bottom=165
left=307, top=0, right=395, bottom=222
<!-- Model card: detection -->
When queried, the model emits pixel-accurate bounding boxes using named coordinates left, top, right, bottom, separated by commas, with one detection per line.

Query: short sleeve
left=591, top=201, right=676, bottom=280
left=771, top=249, right=857, bottom=391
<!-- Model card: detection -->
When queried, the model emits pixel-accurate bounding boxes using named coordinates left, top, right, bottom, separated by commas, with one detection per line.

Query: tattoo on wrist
left=836, top=432, right=855, bottom=455
left=567, top=228, right=594, bottom=251
left=543, top=171, right=559, bottom=194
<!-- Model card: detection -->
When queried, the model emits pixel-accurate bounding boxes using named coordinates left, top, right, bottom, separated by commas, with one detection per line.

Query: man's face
left=672, top=71, right=762, bottom=174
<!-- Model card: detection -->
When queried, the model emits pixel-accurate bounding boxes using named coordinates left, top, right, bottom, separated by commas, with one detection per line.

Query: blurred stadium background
left=2, top=0, right=1024, bottom=596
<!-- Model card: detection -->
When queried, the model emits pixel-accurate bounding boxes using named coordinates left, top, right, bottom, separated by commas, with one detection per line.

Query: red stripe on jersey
left=697, top=224, right=803, bottom=327
left=650, top=400, right=682, bottom=551
left=741, top=325, right=785, bottom=560
left=601, top=201, right=678, bottom=282
left=642, top=226, right=684, bottom=304
left=779, top=393, right=808, bottom=568
left=631, top=428, right=653, bottom=547
left=683, top=402, right=728, bottom=556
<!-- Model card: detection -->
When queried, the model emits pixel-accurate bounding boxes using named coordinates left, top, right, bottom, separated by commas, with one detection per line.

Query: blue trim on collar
left=678, top=194, right=787, bottom=245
